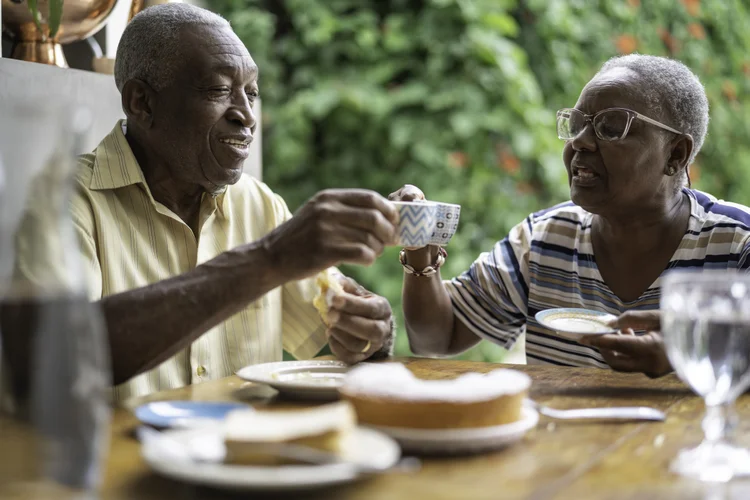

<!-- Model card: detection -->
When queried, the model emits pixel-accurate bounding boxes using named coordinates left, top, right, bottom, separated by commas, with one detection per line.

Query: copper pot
left=2, top=0, right=119, bottom=67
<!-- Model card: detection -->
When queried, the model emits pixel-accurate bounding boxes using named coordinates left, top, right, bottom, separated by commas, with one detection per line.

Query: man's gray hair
left=114, top=3, right=230, bottom=93
left=595, top=54, right=709, bottom=166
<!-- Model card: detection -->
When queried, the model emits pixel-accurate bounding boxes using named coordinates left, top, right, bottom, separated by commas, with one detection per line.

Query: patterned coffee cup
left=393, top=201, right=438, bottom=248
left=429, top=202, right=461, bottom=246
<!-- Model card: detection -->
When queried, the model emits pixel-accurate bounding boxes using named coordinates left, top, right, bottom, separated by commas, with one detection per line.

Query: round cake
left=339, top=363, right=531, bottom=429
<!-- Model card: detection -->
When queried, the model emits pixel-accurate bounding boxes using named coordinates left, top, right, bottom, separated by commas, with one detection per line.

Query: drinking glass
left=0, top=103, right=111, bottom=497
left=661, top=270, right=750, bottom=482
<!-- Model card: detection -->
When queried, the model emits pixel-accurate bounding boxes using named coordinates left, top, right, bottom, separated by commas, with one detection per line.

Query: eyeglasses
left=556, top=107, right=684, bottom=142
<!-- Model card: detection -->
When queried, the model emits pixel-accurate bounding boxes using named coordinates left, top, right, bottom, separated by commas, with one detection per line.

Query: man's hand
left=581, top=310, right=672, bottom=378
left=262, top=189, right=399, bottom=282
left=326, top=275, right=394, bottom=364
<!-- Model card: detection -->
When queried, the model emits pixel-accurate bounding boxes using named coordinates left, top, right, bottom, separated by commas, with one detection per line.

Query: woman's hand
left=581, top=310, right=672, bottom=378
left=388, top=184, right=426, bottom=203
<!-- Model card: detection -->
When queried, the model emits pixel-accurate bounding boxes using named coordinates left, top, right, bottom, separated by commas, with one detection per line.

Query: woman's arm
left=401, top=246, right=481, bottom=356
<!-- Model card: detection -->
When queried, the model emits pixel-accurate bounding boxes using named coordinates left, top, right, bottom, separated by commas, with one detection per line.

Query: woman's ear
left=667, top=134, right=695, bottom=177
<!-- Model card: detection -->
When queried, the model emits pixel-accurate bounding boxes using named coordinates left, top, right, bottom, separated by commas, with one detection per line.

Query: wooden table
left=3, top=357, right=750, bottom=499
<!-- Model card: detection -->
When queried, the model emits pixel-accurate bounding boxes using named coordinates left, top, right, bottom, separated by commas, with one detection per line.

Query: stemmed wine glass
left=661, top=270, right=750, bottom=482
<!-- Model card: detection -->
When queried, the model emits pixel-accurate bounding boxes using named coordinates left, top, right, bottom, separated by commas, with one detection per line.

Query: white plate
left=236, top=360, right=350, bottom=400
left=142, top=426, right=401, bottom=492
left=371, top=406, right=539, bottom=455
left=535, top=308, right=617, bottom=341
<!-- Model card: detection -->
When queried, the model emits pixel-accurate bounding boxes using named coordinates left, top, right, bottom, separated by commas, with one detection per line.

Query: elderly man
left=4, top=3, right=398, bottom=402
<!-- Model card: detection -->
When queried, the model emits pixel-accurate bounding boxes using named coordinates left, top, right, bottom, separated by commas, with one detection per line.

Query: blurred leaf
left=25, top=0, right=44, bottom=39
left=48, top=0, right=63, bottom=38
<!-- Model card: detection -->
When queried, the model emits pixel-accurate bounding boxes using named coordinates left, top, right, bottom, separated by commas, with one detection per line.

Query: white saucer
left=535, top=308, right=617, bottom=341
left=141, top=426, right=400, bottom=492
left=236, top=360, right=350, bottom=400
left=371, top=406, right=539, bottom=454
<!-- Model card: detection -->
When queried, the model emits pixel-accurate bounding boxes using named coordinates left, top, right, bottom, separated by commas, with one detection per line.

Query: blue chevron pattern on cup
left=393, top=201, right=438, bottom=247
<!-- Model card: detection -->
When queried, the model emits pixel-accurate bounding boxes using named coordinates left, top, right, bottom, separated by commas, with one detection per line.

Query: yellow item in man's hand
left=313, top=270, right=344, bottom=325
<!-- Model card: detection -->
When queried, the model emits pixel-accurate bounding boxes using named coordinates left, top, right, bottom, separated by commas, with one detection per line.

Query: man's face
left=148, top=24, right=259, bottom=192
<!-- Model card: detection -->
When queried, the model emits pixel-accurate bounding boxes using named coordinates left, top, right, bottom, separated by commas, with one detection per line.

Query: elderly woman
left=391, top=54, right=750, bottom=377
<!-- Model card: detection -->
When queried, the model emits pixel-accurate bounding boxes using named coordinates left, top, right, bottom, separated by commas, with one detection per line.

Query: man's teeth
left=576, top=168, right=596, bottom=179
left=220, top=139, right=248, bottom=147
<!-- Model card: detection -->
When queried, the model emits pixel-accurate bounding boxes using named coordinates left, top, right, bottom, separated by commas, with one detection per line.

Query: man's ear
left=121, top=79, right=157, bottom=128
left=668, top=133, right=695, bottom=176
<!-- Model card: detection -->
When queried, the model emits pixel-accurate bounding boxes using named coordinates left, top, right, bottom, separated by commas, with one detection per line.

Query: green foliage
left=210, top=0, right=750, bottom=361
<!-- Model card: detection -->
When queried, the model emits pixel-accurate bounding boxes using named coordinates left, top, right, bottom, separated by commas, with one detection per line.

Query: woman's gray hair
left=114, top=3, right=230, bottom=93
left=595, top=54, right=709, bottom=167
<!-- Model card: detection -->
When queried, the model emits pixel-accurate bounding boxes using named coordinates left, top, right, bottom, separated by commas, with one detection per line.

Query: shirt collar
left=89, top=120, right=147, bottom=191
left=89, top=120, right=230, bottom=218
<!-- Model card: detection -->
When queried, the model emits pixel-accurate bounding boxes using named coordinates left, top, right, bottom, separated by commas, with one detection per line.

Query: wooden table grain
left=3, top=357, right=750, bottom=500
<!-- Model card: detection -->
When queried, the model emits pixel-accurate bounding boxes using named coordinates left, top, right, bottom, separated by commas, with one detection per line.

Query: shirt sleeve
left=738, top=236, right=750, bottom=271
left=69, top=194, right=103, bottom=301
left=444, top=216, right=532, bottom=350
left=267, top=192, right=329, bottom=359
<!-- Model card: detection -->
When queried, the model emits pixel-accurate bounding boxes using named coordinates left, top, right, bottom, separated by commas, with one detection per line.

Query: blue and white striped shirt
left=446, top=189, right=750, bottom=367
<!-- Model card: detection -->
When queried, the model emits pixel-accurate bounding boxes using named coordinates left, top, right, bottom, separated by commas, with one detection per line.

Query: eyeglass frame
left=556, top=107, right=685, bottom=142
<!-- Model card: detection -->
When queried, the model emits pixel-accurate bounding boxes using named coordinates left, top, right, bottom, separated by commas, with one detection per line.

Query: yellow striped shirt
left=42, top=122, right=327, bottom=401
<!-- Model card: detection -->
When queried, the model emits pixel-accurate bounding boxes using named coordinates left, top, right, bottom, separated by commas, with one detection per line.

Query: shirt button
left=197, top=365, right=206, bottom=377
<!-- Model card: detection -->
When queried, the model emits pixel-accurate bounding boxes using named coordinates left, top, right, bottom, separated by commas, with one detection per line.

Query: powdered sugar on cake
left=224, top=401, right=355, bottom=442
left=342, top=363, right=531, bottom=402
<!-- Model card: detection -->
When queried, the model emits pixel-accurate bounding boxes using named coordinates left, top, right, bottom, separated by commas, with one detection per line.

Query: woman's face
left=562, top=67, right=678, bottom=216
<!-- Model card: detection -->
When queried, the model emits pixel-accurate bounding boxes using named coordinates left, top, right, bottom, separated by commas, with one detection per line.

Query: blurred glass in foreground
left=662, top=270, right=750, bottom=482
left=0, top=103, right=111, bottom=498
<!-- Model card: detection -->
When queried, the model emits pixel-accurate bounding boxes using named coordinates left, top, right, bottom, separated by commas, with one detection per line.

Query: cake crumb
left=653, top=434, right=665, bottom=447
left=546, top=422, right=556, bottom=432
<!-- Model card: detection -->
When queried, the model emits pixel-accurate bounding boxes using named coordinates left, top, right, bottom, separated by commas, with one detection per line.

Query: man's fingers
left=322, top=189, right=399, bottom=226
left=335, top=275, right=370, bottom=297
left=329, top=328, right=377, bottom=354
left=328, top=335, right=367, bottom=364
left=329, top=243, right=379, bottom=267
left=613, top=310, right=661, bottom=331
left=323, top=204, right=397, bottom=246
left=331, top=293, right=391, bottom=320
left=326, top=311, right=389, bottom=343
left=326, top=225, right=385, bottom=256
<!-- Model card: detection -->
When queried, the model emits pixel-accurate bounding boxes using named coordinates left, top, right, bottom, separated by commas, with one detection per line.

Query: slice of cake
left=312, top=269, right=344, bottom=325
left=339, top=363, right=531, bottom=429
left=224, top=401, right=356, bottom=465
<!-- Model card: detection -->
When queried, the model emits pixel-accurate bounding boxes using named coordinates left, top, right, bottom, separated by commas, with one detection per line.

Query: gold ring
left=361, top=340, right=372, bottom=353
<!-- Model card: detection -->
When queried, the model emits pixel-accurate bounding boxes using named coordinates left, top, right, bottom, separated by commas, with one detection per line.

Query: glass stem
left=703, top=401, right=737, bottom=445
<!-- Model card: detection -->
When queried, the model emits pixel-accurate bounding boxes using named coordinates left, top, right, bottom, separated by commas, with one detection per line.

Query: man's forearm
left=103, top=241, right=282, bottom=385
